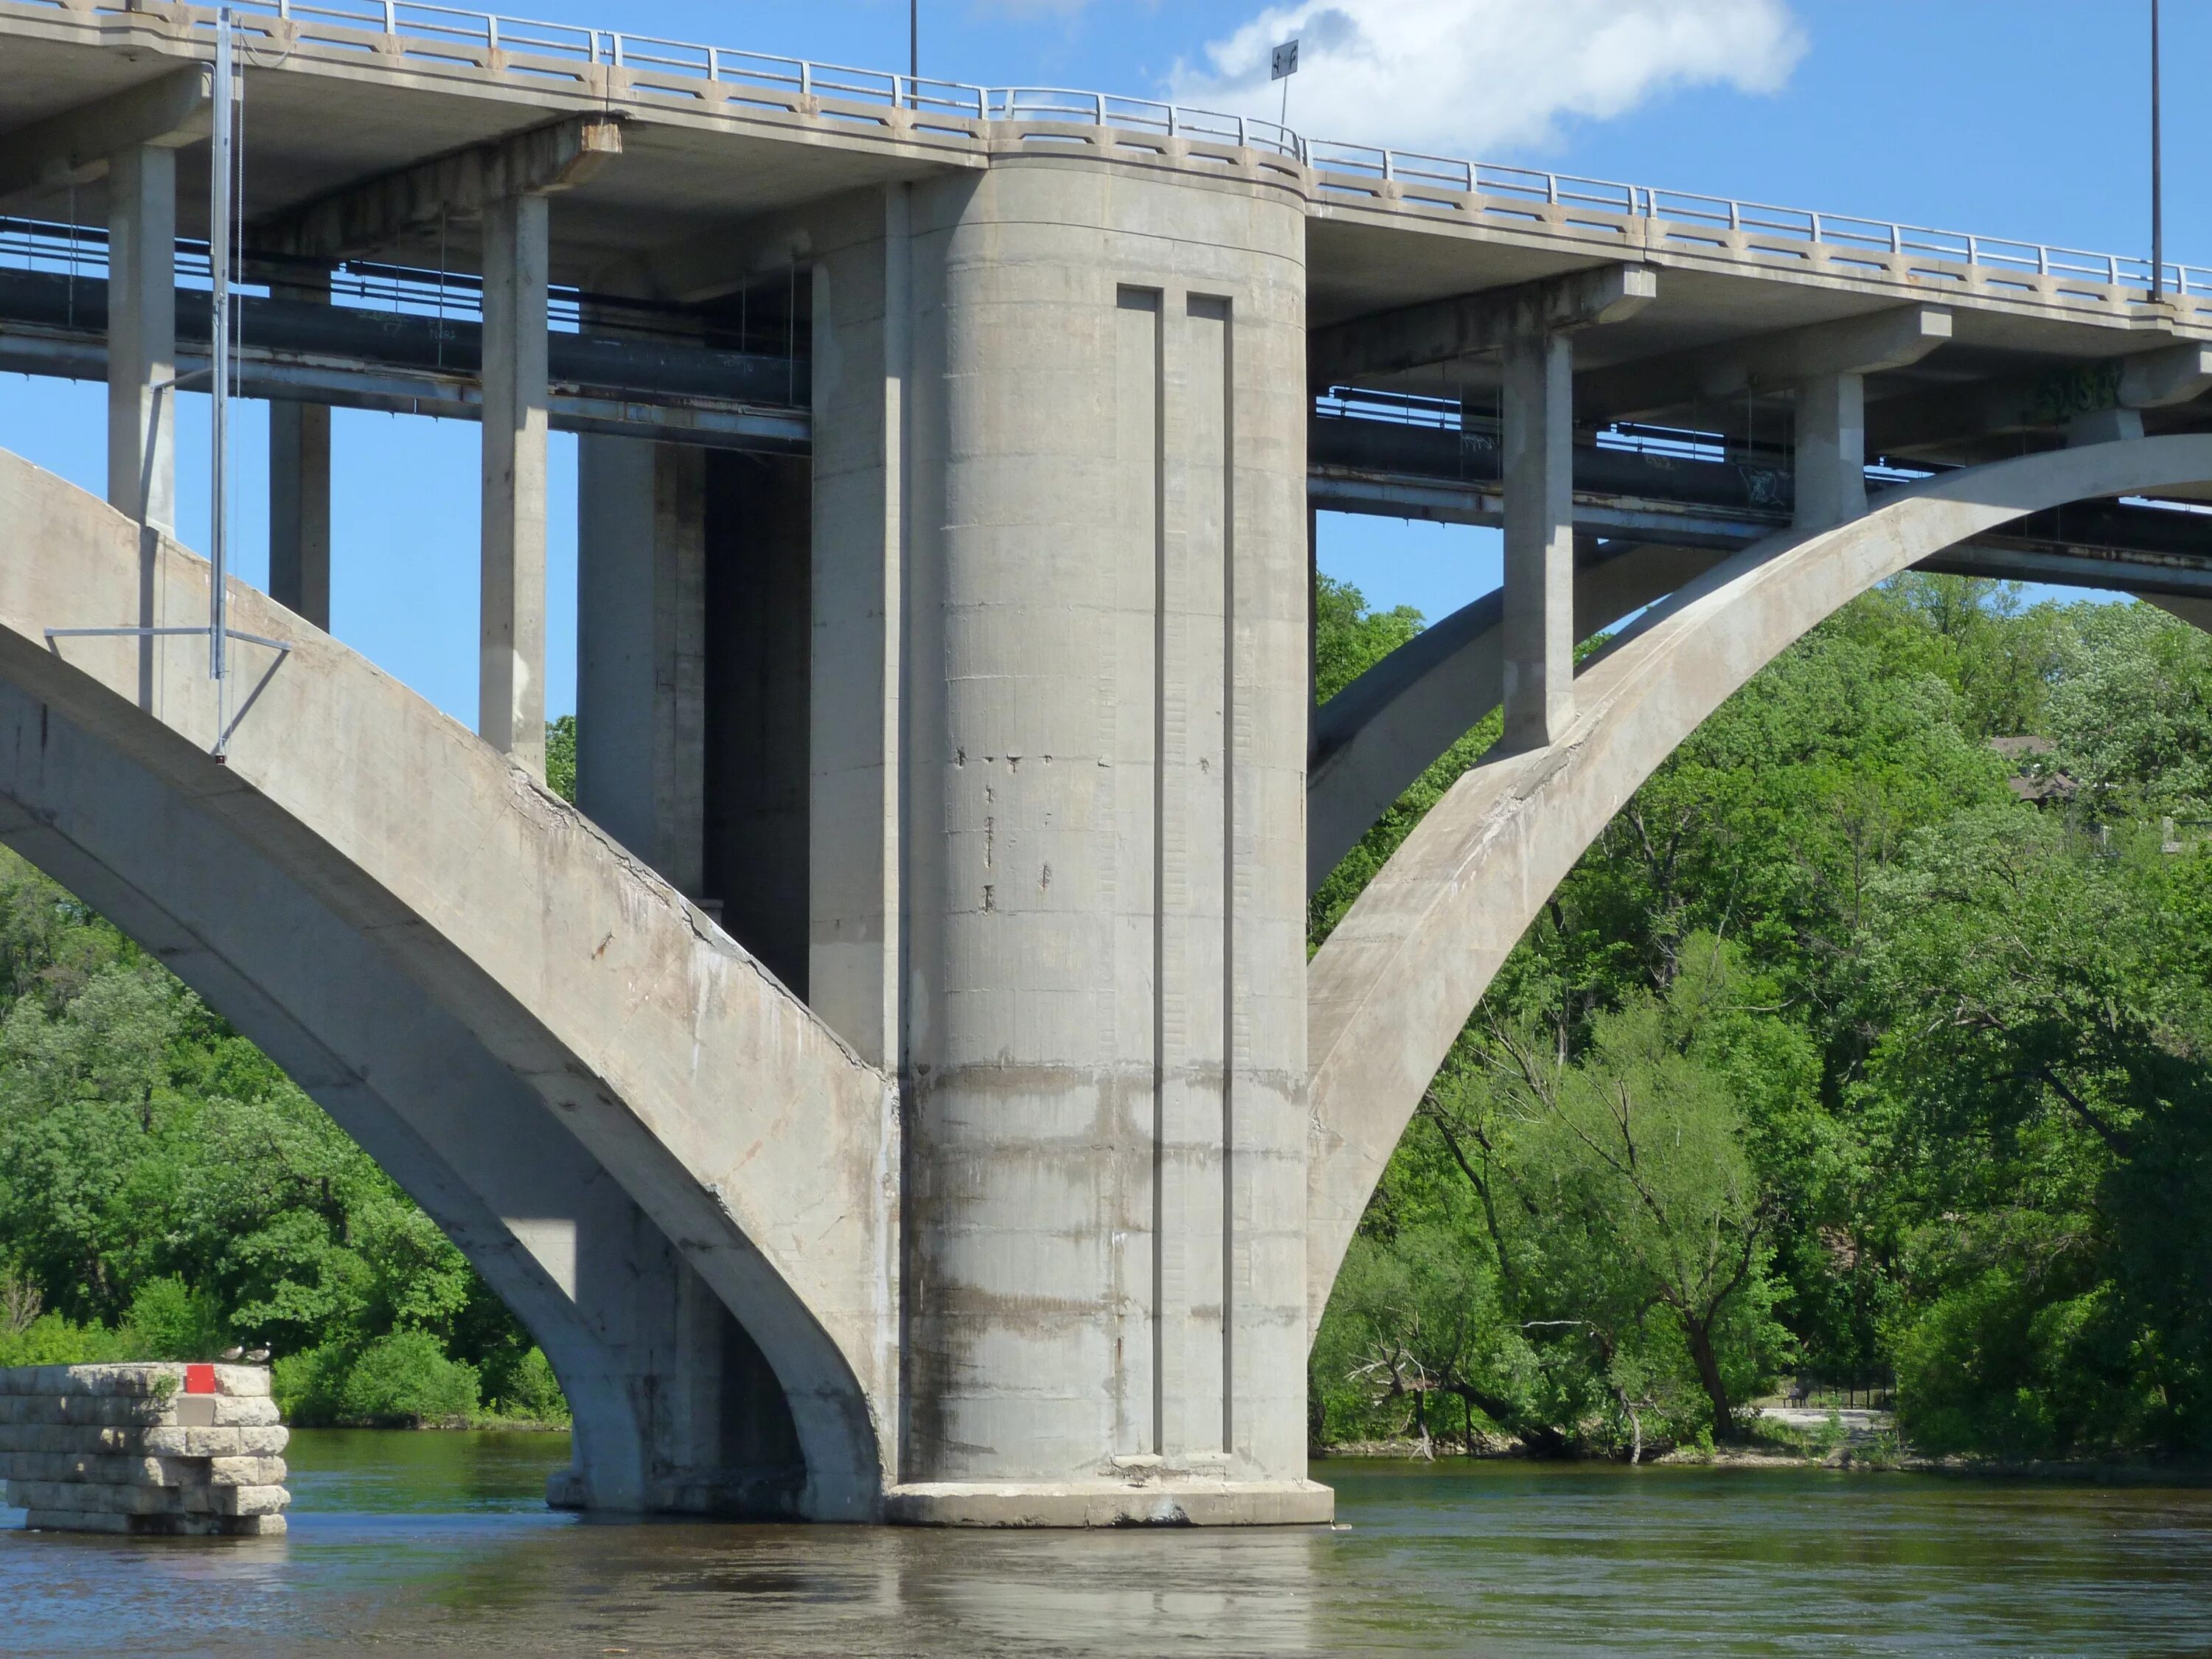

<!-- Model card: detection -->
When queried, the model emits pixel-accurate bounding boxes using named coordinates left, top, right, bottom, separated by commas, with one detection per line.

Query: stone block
left=209, top=1395, right=282, bottom=1427
left=0, top=1452, right=164, bottom=1485
left=24, top=1508, right=287, bottom=1538
left=200, top=1456, right=288, bottom=1487
left=0, top=1395, right=164, bottom=1427
left=6, top=1478, right=179, bottom=1514
left=139, top=1425, right=288, bottom=1458
left=178, top=1482, right=288, bottom=1517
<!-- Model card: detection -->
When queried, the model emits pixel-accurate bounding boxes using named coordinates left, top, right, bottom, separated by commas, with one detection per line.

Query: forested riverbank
left=1310, top=574, right=2212, bottom=1465
left=0, top=574, right=2206, bottom=1461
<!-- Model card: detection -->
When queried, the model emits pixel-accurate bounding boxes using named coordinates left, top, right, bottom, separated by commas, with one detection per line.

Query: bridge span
left=1, top=0, right=2209, bottom=1524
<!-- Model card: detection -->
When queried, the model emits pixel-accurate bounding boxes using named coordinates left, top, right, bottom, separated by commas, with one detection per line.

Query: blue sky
left=0, top=0, right=2196, bottom=721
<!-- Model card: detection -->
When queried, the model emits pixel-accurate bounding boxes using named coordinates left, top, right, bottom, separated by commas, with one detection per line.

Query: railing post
left=1237, top=114, right=1247, bottom=148
left=1728, top=199, right=1742, bottom=231
left=800, top=60, right=811, bottom=100
left=484, top=15, right=497, bottom=51
left=1891, top=223, right=1903, bottom=255
left=1095, top=90, right=1105, bottom=127
left=381, top=1, right=394, bottom=32
left=611, top=32, right=624, bottom=68
left=2108, top=254, right=2120, bottom=285
left=1809, top=211, right=1822, bottom=244
left=1966, top=234, right=1978, bottom=267
left=705, top=45, right=719, bottom=81
left=1380, top=150, right=1393, bottom=184
left=1545, top=173, right=1559, bottom=206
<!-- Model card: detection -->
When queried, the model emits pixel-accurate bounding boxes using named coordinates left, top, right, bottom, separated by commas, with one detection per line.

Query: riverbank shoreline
left=1313, top=1437, right=2212, bottom=1484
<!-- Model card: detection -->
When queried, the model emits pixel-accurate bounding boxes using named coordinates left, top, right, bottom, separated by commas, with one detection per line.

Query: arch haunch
left=1304, top=435, right=2212, bottom=1335
left=0, top=450, right=895, bottom=1517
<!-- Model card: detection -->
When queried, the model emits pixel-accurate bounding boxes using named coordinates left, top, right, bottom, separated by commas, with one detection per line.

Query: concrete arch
left=1304, top=434, right=2212, bottom=1335
left=0, top=451, right=896, bottom=1517
left=1308, top=540, right=1722, bottom=891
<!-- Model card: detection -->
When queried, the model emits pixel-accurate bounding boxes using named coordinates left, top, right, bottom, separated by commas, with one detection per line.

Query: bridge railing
left=21, top=0, right=2205, bottom=295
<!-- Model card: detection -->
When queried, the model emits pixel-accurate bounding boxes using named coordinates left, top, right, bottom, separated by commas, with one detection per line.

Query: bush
left=335, top=1329, right=479, bottom=1426
left=119, top=1276, right=227, bottom=1361
left=487, top=1346, right=568, bottom=1425
left=0, top=1310, right=127, bottom=1368
left=271, top=1343, right=351, bottom=1427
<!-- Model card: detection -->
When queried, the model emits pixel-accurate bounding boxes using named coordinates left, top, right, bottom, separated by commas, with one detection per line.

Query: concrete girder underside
left=0, top=448, right=895, bottom=1520
left=1303, top=434, right=2212, bottom=1335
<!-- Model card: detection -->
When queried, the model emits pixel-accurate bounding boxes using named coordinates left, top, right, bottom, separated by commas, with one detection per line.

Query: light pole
left=2152, top=0, right=2164, bottom=298
left=911, top=0, right=918, bottom=100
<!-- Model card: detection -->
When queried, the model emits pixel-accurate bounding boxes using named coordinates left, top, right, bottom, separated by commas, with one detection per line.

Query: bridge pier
left=882, top=161, right=1324, bottom=1523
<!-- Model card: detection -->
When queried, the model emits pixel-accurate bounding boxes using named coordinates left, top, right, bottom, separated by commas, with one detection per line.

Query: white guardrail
left=29, top=0, right=2212, bottom=299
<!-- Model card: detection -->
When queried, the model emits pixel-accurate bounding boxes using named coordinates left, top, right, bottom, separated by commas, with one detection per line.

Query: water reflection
left=4, top=1436, right=2211, bottom=1655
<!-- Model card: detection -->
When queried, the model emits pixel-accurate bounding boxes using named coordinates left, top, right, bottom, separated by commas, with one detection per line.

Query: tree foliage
left=1312, top=572, right=2212, bottom=1461
left=0, top=843, right=568, bottom=1427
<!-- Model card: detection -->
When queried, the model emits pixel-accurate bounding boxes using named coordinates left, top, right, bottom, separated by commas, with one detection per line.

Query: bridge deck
left=1, top=0, right=2204, bottom=371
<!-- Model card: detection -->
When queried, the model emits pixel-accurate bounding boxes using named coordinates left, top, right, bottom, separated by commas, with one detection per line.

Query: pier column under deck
left=105, top=143, right=174, bottom=533
left=1500, top=329, right=1575, bottom=749
left=886, top=159, right=1328, bottom=1524
left=1794, top=371, right=1868, bottom=532
left=479, top=192, right=549, bottom=778
left=268, top=272, right=332, bottom=630
left=576, top=436, right=707, bottom=899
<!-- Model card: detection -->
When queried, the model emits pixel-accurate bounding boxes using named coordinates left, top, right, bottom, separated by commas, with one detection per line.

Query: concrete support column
left=1794, top=371, right=1868, bottom=532
left=105, top=144, right=175, bottom=531
left=807, top=188, right=909, bottom=1069
left=704, top=451, right=812, bottom=992
left=888, top=161, right=1326, bottom=1523
left=268, top=273, right=332, bottom=630
left=1500, top=330, right=1575, bottom=749
left=577, top=436, right=707, bottom=898
left=479, top=192, right=549, bottom=777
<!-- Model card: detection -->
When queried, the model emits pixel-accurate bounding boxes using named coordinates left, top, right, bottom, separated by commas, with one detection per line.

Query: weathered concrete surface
left=1304, top=435, right=2212, bottom=1334
left=1307, top=541, right=1722, bottom=891
left=890, top=156, right=1326, bottom=1523
left=0, top=448, right=896, bottom=1518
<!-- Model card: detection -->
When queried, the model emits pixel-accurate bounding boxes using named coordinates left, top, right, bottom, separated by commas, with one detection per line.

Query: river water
left=5, top=1433, right=2211, bottom=1655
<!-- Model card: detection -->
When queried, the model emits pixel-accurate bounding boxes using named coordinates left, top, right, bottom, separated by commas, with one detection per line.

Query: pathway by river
left=4, top=1432, right=2210, bottom=1655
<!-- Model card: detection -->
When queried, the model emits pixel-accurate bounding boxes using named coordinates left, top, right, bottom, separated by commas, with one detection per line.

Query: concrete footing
left=883, top=1479, right=1334, bottom=1528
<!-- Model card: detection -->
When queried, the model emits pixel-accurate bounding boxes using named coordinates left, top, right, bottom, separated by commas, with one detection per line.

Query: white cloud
left=1166, top=0, right=1804, bottom=158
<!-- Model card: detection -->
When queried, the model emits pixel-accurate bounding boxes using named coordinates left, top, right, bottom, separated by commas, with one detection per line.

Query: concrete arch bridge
left=3, top=0, right=2212, bottom=1523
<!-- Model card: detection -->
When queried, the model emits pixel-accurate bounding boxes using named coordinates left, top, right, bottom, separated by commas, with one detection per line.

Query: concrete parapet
left=0, top=1362, right=290, bottom=1537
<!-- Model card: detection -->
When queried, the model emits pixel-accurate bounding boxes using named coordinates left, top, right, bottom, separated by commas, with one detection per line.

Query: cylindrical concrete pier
left=890, top=156, right=1326, bottom=1523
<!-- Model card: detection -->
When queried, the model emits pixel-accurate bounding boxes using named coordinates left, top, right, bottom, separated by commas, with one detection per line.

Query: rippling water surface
left=4, top=1433, right=2211, bottom=1655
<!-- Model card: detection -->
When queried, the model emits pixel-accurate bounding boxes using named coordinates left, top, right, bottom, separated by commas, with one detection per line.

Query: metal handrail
left=29, top=0, right=2200, bottom=293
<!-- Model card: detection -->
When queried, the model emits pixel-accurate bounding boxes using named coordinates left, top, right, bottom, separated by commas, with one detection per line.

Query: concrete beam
left=258, top=115, right=622, bottom=262
left=1578, top=305, right=1952, bottom=421
left=2120, top=341, right=2212, bottom=408
left=1310, top=263, right=1655, bottom=385
left=1873, top=341, right=2212, bottom=456
left=0, top=65, right=209, bottom=201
